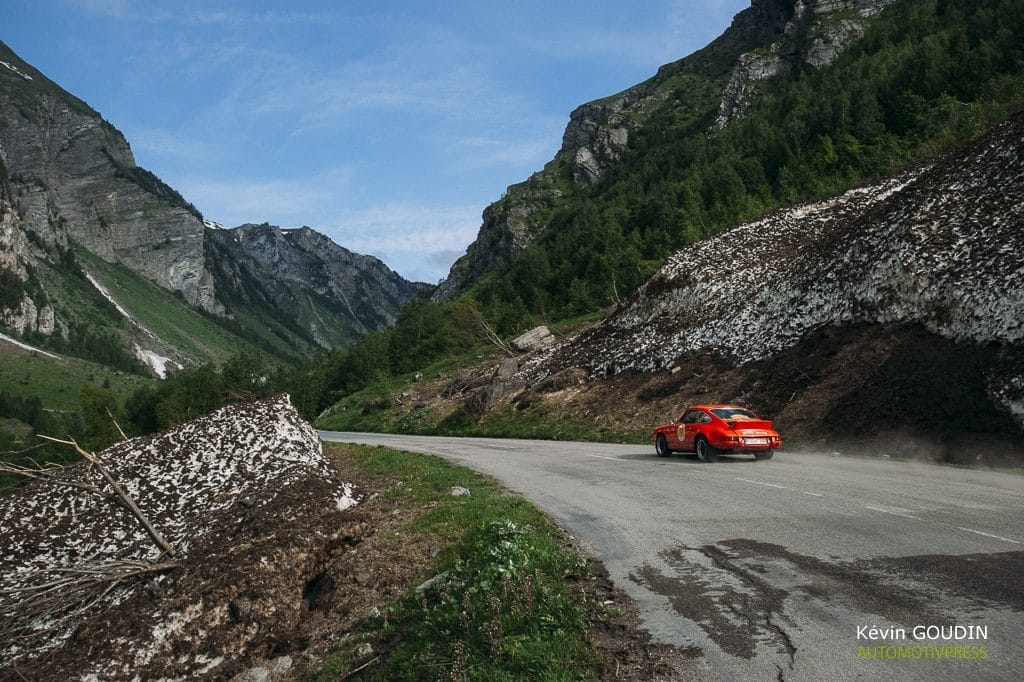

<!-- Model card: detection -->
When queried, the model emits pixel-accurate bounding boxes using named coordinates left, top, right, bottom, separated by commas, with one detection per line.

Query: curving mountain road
left=319, top=432, right=1024, bottom=681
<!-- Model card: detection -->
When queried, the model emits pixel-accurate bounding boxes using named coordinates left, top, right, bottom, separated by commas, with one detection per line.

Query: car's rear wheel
left=656, top=435, right=672, bottom=457
left=755, top=449, right=774, bottom=461
left=694, top=437, right=716, bottom=463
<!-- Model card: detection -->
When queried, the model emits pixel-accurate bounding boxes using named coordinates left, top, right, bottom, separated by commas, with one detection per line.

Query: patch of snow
left=0, top=331, right=61, bottom=359
left=0, top=60, right=33, bottom=80
left=133, top=345, right=179, bottom=379
left=83, top=271, right=156, bottom=340
left=203, top=219, right=224, bottom=230
left=336, top=483, right=359, bottom=511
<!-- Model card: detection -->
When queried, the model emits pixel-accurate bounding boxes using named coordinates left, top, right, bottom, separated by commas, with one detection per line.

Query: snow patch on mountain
left=0, top=59, right=33, bottom=81
left=133, top=344, right=179, bottom=379
left=0, top=331, right=61, bottom=359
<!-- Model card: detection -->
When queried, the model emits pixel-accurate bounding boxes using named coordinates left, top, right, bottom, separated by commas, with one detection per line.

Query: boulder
left=510, top=325, right=554, bottom=353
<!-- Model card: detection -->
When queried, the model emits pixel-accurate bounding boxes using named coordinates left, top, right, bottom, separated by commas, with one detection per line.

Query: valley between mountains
left=3, top=0, right=1024, bottom=679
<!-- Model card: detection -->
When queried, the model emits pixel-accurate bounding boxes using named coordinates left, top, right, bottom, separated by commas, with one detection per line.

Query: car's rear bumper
left=711, top=438, right=782, bottom=452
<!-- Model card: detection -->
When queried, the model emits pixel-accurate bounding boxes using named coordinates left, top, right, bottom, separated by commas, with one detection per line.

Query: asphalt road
left=319, top=432, right=1024, bottom=681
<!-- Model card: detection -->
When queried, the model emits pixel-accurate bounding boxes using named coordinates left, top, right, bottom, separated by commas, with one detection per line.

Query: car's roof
left=690, top=404, right=747, bottom=410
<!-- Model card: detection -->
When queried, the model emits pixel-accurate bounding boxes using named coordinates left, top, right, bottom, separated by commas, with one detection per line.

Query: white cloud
left=324, top=203, right=481, bottom=283
left=175, top=170, right=355, bottom=227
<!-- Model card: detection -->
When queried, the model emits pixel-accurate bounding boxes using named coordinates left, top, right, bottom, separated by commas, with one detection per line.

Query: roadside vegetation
left=311, top=443, right=613, bottom=680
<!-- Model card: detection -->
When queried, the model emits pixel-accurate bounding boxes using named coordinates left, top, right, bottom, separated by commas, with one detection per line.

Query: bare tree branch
left=36, top=435, right=177, bottom=558
left=0, top=460, right=110, bottom=497
left=468, top=306, right=516, bottom=357
left=106, top=407, right=128, bottom=441
left=0, top=560, right=178, bottom=647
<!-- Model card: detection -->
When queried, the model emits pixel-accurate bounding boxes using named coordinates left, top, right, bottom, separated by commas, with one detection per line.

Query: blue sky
left=5, top=0, right=746, bottom=283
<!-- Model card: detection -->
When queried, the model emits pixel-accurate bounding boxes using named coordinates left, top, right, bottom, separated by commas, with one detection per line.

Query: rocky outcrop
left=0, top=42, right=219, bottom=313
left=432, top=178, right=560, bottom=302
left=715, top=0, right=896, bottom=127
left=560, top=92, right=647, bottom=186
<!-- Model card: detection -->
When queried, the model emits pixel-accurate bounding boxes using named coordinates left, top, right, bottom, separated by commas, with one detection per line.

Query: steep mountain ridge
left=206, top=224, right=427, bottom=349
left=0, top=41, right=423, bottom=374
left=0, top=41, right=217, bottom=314
left=434, top=0, right=897, bottom=302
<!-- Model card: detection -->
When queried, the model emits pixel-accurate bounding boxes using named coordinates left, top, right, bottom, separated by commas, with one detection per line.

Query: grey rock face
left=432, top=184, right=557, bottom=302
left=716, top=0, right=896, bottom=126
left=561, top=98, right=640, bottom=185
left=207, top=223, right=426, bottom=347
left=0, top=43, right=216, bottom=313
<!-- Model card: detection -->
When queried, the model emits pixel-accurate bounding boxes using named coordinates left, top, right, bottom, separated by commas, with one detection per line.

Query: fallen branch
left=341, top=656, right=380, bottom=680
left=0, top=559, right=178, bottom=647
left=469, top=306, right=516, bottom=358
left=106, top=408, right=129, bottom=441
left=0, top=459, right=110, bottom=498
left=36, top=435, right=177, bottom=558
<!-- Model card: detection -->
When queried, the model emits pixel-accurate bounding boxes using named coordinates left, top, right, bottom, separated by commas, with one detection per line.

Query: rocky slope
left=511, top=111, right=1024, bottom=454
left=434, top=0, right=896, bottom=302
left=0, top=41, right=423, bottom=372
left=0, top=42, right=217, bottom=313
left=207, top=224, right=427, bottom=348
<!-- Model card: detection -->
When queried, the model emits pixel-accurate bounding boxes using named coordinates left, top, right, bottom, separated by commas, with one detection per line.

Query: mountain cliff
left=434, top=0, right=898, bottom=302
left=0, top=41, right=424, bottom=373
left=206, top=224, right=426, bottom=349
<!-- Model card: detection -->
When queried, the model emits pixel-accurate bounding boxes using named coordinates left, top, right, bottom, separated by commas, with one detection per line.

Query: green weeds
left=312, top=444, right=601, bottom=680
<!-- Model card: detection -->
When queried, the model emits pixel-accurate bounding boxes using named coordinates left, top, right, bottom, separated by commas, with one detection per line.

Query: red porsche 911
left=652, top=404, right=782, bottom=462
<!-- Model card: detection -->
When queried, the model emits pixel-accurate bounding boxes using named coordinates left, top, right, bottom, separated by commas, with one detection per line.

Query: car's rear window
left=711, top=407, right=758, bottom=420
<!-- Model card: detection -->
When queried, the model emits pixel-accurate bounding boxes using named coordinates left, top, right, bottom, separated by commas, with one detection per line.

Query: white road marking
left=864, top=507, right=1022, bottom=545
left=954, top=527, right=1022, bottom=545
left=735, top=477, right=788, bottom=489
left=803, top=491, right=824, bottom=497
left=865, top=505, right=920, bottom=520
left=580, top=453, right=623, bottom=461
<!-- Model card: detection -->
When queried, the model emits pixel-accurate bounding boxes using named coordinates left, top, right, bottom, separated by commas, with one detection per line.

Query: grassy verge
left=312, top=443, right=606, bottom=680
left=318, top=389, right=647, bottom=445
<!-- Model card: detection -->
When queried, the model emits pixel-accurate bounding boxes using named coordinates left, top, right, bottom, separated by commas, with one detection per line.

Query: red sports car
left=652, top=404, right=782, bottom=462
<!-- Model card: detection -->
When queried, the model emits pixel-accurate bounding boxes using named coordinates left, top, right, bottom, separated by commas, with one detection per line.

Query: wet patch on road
left=632, top=545, right=797, bottom=675
left=721, top=540, right=1024, bottom=614
left=632, top=541, right=1024, bottom=677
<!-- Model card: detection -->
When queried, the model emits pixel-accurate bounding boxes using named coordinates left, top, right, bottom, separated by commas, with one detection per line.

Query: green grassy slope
left=0, top=340, right=151, bottom=412
left=74, top=248, right=251, bottom=365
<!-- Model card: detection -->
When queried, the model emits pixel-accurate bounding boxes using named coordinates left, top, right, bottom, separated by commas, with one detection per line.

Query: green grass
left=311, top=444, right=602, bottom=681
left=316, top=367, right=646, bottom=445
left=0, top=343, right=152, bottom=412
left=75, top=248, right=255, bottom=365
